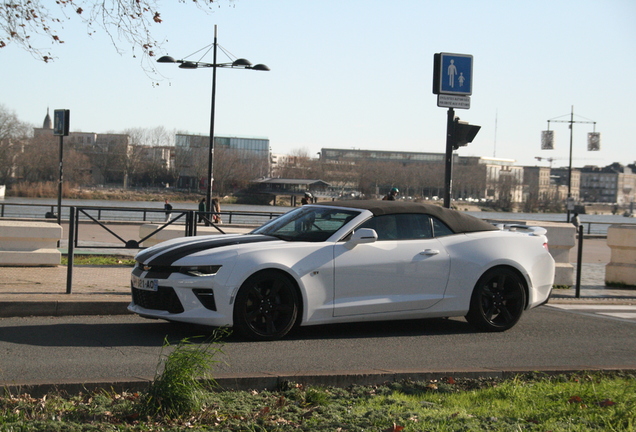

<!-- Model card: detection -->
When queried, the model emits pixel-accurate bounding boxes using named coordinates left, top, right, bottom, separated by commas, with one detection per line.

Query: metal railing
left=0, top=202, right=284, bottom=225
left=62, top=205, right=282, bottom=293
left=2, top=202, right=635, bottom=236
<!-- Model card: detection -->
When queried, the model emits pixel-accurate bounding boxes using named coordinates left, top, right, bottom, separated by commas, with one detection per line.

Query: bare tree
left=0, top=0, right=229, bottom=67
left=126, top=126, right=174, bottom=147
left=16, top=134, right=90, bottom=184
left=213, top=146, right=268, bottom=196
left=454, top=163, right=487, bottom=200
left=86, top=135, right=130, bottom=185
left=274, top=148, right=316, bottom=179
left=0, top=105, right=30, bottom=184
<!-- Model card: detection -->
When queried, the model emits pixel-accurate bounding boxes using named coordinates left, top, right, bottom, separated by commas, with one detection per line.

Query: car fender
left=438, top=231, right=553, bottom=311
left=223, top=241, right=337, bottom=324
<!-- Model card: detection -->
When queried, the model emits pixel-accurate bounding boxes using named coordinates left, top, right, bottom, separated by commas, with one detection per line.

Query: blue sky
left=2, top=0, right=635, bottom=168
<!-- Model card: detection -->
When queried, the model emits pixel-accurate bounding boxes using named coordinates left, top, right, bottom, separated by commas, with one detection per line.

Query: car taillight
left=543, top=242, right=549, bottom=251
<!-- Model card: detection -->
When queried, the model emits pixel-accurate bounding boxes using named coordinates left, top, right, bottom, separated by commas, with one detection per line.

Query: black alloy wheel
left=233, top=270, right=300, bottom=341
left=465, top=267, right=526, bottom=332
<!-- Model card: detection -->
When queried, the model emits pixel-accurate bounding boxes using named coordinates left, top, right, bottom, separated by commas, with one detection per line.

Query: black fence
left=0, top=202, right=284, bottom=226
left=62, top=206, right=281, bottom=294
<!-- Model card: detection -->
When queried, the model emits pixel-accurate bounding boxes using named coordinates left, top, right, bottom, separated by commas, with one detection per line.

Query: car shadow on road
left=0, top=320, right=204, bottom=348
left=0, top=317, right=476, bottom=347
left=227, top=317, right=476, bottom=343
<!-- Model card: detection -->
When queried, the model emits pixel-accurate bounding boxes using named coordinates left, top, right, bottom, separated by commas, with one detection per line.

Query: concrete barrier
left=0, top=221, right=62, bottom=266
left=526, top=221, right=576, bottom=286
left=606, top=224, right=636, bottom=287
left=139, top=224, right=254, bottom=247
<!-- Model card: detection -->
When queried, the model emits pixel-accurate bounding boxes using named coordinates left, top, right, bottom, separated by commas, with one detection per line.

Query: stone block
left=606, top=224, right=636, bottom=286
left=0, top=221, right=61, bottom=266
left=527, top=221, right=576, bottom=286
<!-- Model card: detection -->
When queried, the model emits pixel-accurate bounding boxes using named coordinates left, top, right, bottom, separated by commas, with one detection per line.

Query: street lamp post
left=157, top=25, right=269, bottom=223
left=544, top=106, right=598, bottom=222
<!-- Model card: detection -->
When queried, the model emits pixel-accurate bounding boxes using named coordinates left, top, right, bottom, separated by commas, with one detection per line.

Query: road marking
left=598, top=312, right=636, bottom=319
left=548, top=304, right=636, bottom=310
left=546, top=304, right=636, bottom=323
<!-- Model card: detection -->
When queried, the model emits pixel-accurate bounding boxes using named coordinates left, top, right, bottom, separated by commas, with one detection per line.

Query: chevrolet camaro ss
left=129, top=200, right=555, bottom=340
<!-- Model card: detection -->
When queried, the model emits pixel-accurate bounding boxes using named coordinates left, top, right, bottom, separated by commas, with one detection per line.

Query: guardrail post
left=186, top=210, right=194, bottom=237
left=66, top=206, right=76, bottom=294
left=575, top=225, right=583, bottom=298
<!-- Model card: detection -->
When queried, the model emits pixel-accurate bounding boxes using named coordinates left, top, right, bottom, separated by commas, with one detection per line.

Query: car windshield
left=251, top=206, right=361, bottom=242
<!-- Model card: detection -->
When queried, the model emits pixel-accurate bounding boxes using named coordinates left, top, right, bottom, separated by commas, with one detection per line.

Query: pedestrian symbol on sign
left=448, top=60, right=457, bottom=87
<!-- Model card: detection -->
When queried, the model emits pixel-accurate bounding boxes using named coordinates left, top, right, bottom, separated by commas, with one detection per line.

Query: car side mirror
left=348, top=228, right=377, bottom=247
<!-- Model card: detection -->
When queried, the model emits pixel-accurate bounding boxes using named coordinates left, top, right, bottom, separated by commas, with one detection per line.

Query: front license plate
left=131, top=274, right=158, bottom=291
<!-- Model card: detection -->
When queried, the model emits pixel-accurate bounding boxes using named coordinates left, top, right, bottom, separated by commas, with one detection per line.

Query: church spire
left=43, top=108, right=52, bottom=129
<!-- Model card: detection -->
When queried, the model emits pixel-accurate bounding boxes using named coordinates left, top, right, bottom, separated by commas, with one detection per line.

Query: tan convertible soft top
left=320, top=200, right=498, bottom=234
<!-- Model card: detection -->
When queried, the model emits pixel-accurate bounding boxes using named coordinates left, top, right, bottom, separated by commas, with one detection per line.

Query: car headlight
left=179, top=265, right=222, bottom=277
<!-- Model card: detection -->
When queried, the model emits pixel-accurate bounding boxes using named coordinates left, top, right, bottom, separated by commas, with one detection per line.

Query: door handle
left=419, top=249, right=440, bottom=255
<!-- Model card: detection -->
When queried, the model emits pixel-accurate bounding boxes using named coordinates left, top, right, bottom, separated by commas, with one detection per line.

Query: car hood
left=135, top=234, right=279, bottom=266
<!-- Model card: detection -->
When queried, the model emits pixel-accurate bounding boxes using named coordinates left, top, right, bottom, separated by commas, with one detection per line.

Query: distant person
left=198, top=198, right=206, bottom=223
left=301, top=192, right=312, bottom=205
left=382, top=187, right=399, bottom=201
left=164, top=199, right=173, bottom=222
left=212, top=198, right=222, bottom=224
left=571, top=212, right=580, bottom=230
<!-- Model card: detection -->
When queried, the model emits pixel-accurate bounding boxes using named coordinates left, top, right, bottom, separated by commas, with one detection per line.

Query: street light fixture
left=543, top=106, right=598, bottom=222
left=157, top=25, right=269, bottom=224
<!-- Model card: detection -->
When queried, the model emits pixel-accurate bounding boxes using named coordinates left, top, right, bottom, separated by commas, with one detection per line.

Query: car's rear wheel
left=233, top=270, right=300, bottom=341
left=466, top=267, right=526, bottom=332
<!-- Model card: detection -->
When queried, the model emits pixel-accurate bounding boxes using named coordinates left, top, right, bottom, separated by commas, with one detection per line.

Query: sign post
left=54, top=109, right=70, bottom=228
left=433, top=53, right=477, bottom=208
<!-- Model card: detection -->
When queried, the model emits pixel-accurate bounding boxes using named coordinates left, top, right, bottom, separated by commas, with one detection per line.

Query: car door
left=332, top=213, right=450, bottom=317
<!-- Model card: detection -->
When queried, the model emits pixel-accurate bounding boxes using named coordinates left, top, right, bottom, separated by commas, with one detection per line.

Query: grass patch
left=606, top=281, right=636, bottom=289
left=61, top=255, right=136, bottom=266
left=1, top=372, right=634, bottom=431
left=142, top=331, right=228, bottom=417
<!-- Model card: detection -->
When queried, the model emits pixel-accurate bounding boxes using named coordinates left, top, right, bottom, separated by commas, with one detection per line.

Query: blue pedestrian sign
left=433, top=53, right=473, bottom=96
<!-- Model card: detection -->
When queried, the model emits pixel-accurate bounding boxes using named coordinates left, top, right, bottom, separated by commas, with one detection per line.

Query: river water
left=1, top=196, right=634, bottom=234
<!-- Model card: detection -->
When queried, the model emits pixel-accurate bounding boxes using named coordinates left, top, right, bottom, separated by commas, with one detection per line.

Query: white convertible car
left=129, top=201, right=555, bottom=340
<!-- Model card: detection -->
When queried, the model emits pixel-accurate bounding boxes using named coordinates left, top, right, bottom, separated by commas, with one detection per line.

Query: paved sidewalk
left=549, top=263, right=636, bottom=303
left=0, top=223, right=254, bottom=317
left=1, top=233, right=635, bottom=318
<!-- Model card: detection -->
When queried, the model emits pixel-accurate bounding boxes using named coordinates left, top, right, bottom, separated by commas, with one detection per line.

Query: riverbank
left=6, top=184, right=216, bottom=203
left=2, top=184, right=629, bottom=217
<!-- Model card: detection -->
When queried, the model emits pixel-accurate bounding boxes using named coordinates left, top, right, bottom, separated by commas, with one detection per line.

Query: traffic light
left=451, top=117, right=480, bottom=150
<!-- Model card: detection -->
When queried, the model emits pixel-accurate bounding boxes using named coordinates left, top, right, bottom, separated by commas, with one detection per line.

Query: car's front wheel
left=466, top=267, right=526, bottom=332
left=233, top=270, right=300, bottom=341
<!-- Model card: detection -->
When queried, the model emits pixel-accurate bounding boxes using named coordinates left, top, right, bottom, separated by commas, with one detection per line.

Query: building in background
left=174, top=133, right=270, bottom=191
left=580, top=163, right=635, bottom=206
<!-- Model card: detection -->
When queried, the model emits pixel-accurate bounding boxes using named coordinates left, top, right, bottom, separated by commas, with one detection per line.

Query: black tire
left=465, top=267, right=526, bottom=332
left=233, top=270, right=300, bottom=341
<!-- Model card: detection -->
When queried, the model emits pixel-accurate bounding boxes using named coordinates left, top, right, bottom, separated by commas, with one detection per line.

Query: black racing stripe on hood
left=135, top=235, right=262, bottom=264
left=142, top=235, right=278, bottom=266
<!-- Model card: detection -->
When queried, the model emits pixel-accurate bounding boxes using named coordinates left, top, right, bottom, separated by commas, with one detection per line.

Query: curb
left=0, top=300, right=131, bottom=318
left=2, top=295, right=636, bottom=318
left=4, top=367, right=636, bottom=398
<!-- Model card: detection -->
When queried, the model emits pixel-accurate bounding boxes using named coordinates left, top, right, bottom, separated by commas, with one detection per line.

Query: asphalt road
left=1, top=305, right=635, bottom=386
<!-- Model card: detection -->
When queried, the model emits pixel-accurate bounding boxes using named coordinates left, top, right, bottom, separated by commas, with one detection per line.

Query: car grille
left=131, top=285, right=184, bottom=314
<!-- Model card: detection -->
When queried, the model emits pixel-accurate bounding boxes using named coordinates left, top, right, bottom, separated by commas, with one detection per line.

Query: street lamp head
left=157, top=56, right=177, bottom=63
left=251, top=64, right=270, bottom=71
left=232, top=58, right=252, bottom=67
left=179, top=61, right=199, bottom=69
